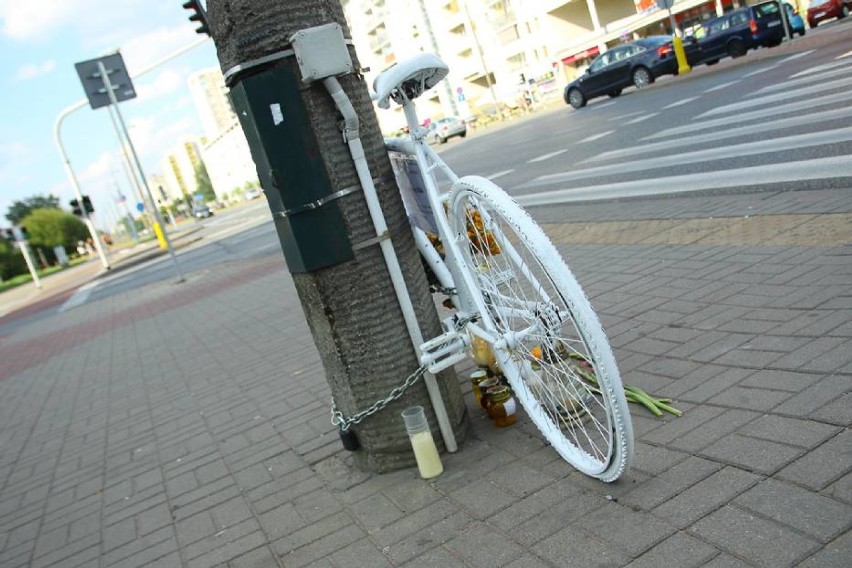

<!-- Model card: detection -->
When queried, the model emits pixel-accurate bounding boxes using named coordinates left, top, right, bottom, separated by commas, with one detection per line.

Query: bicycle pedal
left=419, top=329, right=468, bottom=374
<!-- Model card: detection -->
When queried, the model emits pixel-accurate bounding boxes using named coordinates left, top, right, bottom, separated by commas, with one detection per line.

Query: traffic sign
left=136, top=202, right=145, bottom=212
left=74, top=53, right=137, bottom=110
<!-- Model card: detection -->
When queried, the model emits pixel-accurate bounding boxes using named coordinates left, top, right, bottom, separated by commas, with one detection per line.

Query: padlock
left=338, top=426, right=360, bottom=451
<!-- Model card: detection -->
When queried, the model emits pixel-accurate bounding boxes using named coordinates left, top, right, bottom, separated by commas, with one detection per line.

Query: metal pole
left=115, top=184, right=139, bottom=244
left=779, top=1, right=792, bottom=42
left=53, top=37, right=209, bottom=266
left=107, top=104, right=153, bottom=233
left=668, top=8, right=681, bottom=37
left=53, top=104, right=112, bottom=270
left=97, top=61, right=184, bottom=282
left=17, top=241, right=42, bottom=289
left=461, top=0, right=500, bottom=111
left=108, top=106, right=145, bottom=205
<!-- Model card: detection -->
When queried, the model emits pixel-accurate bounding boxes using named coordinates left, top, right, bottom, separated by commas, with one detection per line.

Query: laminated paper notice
left=270, top=103, right=284, bottom=125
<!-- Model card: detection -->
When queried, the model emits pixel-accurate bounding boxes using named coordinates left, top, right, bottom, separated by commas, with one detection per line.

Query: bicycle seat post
left=402, top=100, right=426, bottom=142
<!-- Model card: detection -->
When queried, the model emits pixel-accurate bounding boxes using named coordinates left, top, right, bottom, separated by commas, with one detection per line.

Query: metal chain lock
left=331, top=364, right=428, bottom=451
left=329, top=313, right=476, bottom=451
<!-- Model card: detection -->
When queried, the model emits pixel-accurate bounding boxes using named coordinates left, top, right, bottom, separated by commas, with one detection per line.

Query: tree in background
left=21, top=208, right=89, bottom=254
left=194, top=162, right=216, bottom=202
left=5, top=194, right=61, bottom=224
left=0, top=235, right=27, bottom=280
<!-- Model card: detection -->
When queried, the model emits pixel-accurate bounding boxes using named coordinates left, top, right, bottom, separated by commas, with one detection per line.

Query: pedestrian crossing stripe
left=519, top=128, right=852, bottom=189
left=515, top=156, right=850, bottom=206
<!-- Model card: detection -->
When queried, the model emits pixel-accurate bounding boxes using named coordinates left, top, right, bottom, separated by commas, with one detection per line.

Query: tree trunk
left=207, top=0, right=468, bottom=471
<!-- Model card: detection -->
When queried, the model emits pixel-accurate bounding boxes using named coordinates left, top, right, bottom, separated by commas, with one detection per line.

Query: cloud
left=0, top=0, right=77, bottom=40
left=100, top=25, right=203, bottom=75
left=13, top=60, right=56, bottom=81
left=135, top=68, right=185, bottom=101
left=126, top=114, right=197, bottom=164
left=0, top=141, right=30, bottom=186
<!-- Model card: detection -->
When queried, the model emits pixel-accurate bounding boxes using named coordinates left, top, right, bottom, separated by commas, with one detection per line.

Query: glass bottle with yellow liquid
left=485, top=385, right=518, bottom=427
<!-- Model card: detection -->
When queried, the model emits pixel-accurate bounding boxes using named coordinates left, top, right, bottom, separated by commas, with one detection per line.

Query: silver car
left=427, top=117, right=467, bottom=144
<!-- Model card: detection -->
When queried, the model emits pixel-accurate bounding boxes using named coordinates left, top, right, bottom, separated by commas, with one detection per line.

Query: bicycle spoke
left=451, top=182, right=632, bottom=481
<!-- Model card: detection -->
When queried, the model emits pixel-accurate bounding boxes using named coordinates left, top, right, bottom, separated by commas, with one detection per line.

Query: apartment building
left=343, top=0, right=729, bottom=132
left=159, top=138, right=204, bottom=202
left=188, top=68, right=238, bottom=140
left=187, top=67, right=260, bottom=198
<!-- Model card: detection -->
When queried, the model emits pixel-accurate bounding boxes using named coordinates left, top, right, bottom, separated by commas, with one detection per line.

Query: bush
left=21, top=208, right=89, bottom=253
left=0, top=238, right=27, bottom=280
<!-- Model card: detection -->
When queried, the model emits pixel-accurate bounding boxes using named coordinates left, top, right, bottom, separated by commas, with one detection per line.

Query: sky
left=0, top=0, right=221, bottom=230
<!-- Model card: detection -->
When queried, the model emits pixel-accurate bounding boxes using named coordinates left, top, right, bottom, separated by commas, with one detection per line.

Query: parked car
left=192, top=204, right=213, bottom=219
left=686, top=1, right=785, bottom=66
left=807, top=0, right=850, bottom=27
left=785, top=2, right=807, bottom=36
left=563, top=36, right=682, bottom=109
left=427, top=117, right=467, bottom=144
left=243, top=188, right=264, bottom=201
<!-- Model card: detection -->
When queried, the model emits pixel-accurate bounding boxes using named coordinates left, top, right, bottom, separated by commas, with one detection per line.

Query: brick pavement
left=1, top=184, right=849, bottom=567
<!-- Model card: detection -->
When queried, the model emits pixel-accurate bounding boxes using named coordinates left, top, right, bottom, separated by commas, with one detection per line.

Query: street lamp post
left=53, top=101, right=112, bottom=270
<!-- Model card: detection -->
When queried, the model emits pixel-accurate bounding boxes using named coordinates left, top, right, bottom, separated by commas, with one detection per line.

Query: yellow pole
left=153, top=221, right=168, bottom=250
left=673, top=35, right=691, bottom=75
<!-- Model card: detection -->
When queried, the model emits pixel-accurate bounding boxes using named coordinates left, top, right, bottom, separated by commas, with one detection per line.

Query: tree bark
left=207, top=0, right=468, bottom=471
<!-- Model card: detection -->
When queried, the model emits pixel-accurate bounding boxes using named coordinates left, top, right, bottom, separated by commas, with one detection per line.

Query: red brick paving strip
left=0, top=256, right=284, bottom=382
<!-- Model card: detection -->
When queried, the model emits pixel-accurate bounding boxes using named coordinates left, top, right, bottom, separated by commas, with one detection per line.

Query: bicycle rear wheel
left=449, top=176, right=633, bottom=482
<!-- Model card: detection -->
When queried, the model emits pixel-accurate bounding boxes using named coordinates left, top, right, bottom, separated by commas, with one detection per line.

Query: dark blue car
left=686, top=1, right=786, bottom=66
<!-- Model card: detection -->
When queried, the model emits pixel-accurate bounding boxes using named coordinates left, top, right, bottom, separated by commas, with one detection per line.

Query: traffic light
left=19, top=226, right=29, bottom=241
left=183, top=0, right=210, bottom=36
left=70, top=199, right=83, bottom=216
left=2, top=228, right=13, bottom=241
left=82, top=195, right=94, bottom=214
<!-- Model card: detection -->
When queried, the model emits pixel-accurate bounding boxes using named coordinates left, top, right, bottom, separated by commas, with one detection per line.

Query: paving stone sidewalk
left=0, top=186, right=850, bottom=568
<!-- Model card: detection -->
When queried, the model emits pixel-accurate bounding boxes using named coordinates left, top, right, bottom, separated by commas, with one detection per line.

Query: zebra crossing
left=511, top=48, right=852, bottom=207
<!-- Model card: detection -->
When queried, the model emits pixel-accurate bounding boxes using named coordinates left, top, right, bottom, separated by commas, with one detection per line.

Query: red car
left=807, top=0, right=850, bottom=27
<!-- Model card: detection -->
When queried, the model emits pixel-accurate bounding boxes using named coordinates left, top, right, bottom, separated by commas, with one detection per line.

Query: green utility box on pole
left=229, top=68, right=354, bottom=273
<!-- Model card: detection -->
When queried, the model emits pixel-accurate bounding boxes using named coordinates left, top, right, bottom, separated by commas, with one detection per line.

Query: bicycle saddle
left=373, top=53, right=449, bottom=109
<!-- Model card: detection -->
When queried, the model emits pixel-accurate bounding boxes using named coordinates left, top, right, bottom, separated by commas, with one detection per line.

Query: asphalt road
left=434, top=23, right=852, bottom=207
left=10, top=20, right=852, bottom=321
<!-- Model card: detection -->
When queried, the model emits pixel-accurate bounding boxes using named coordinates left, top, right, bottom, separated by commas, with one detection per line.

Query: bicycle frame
left=386, top=99, right=516, bottom=373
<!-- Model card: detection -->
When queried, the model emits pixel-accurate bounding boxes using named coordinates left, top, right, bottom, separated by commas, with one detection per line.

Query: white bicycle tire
left=449, top=176, right=633, bottom=482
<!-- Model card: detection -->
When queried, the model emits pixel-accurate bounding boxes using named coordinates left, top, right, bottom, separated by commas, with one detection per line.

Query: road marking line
left=663, top=97, right=699, bottom=109
left=703, top=80, right=739, bottom=93
left=516, top=156, right=851, bottom=206
left=580, top=130, right=614, bottom=143
left=625, top=112, right=659, bottom=124
left=581, top=106, right=852, bottom=164
left=528, top=150, right=567, bottom=163
left=743, top=65, right=777, bottom=78
left=656, top=91, right=851, bottom=139
left=59, top=280, right=99, bottom=313
left=790, top=58, right=852, bottom=77
left=592, top=101, right=617, bottom=110
left=609, top=111, right=645, bottom=121
left=700, top=75, right=852, bottom=116
left=758, top=62, right=852, bottom=93
left=837, top=49, right=852, bottom=59
left=486, top=169, right=514, bottom=180
left=777, top=50, right=815, bottom=64
left=520, top=128, right=852, bottom=188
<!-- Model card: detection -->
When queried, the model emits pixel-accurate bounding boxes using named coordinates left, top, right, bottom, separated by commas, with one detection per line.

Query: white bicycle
left=372, top=54, right=634, bottom=482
